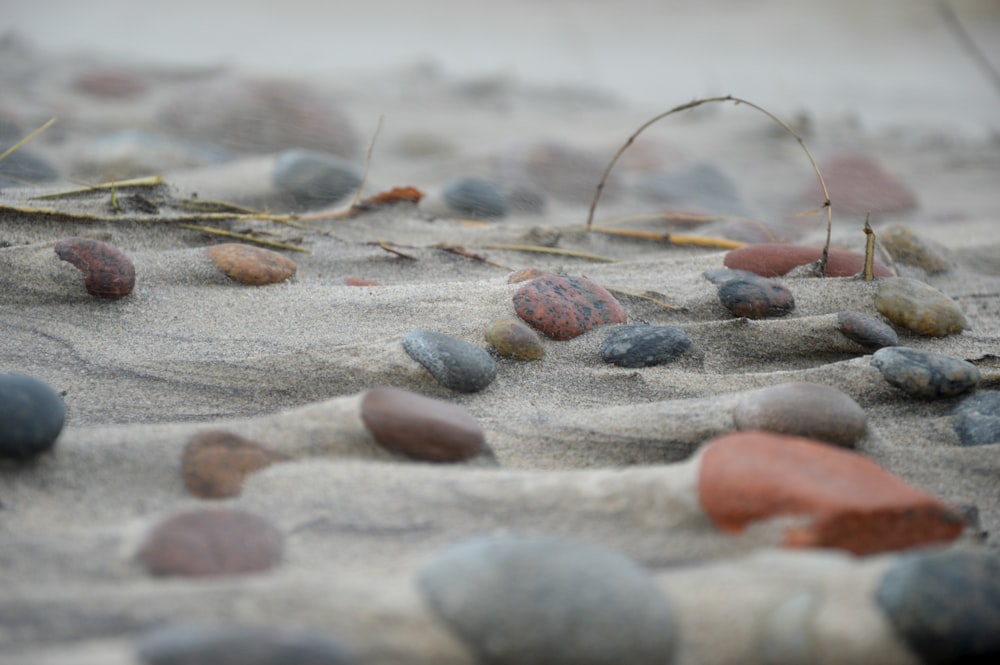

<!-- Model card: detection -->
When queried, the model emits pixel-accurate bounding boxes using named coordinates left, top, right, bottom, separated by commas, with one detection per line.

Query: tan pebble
left=484, top=318, right=545, bottom=360
left=879, top=225, right=950, bottom=274
left=182, top=430, right=291, bottom=498
left=205, top=243, right=297, bottom=286
left=875, top=277, right=965, bottom=337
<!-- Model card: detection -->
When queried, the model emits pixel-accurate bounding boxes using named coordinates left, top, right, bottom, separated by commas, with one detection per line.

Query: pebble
left=875, top=277, right=966, bottom=337
left=871, top=347, right=980, bottom=398
left=875, top=548, right=1000, bottom=664
left=724, top=243, right=893, bottom=278
left=205, top=243, right=297, bottom=286
left=835, top=310, right=899, bottom=350
left=717, top=274, right=795, bottom=319
left=442, top=176, right=510, bottom=219
left=953, top=391, right=1000, bottom=446
left=418, top=535, right=677, bottom=665
left=0, top=373, right=65, bottom=460
left=733, top=382, right=867, bottom=448
left=698, top=431, right=964, bottom=554
left=484, top=318, right=545, bottom=361
left=137, top=623, right=354, bottom=665
left=805, top=153, right=918, bottom=215
left=138, top=508, right=283, bottom=577
left=878, top=225, right=950, bottom=274
left=634, top=163, right=745, bottom=215
left=181, top=430, right=291, bottom=499
left=360, top=387, right=486, bottom=462
left=401, top=330, right=497, bottom=393
left=272, top=149, right=363, bottom=209
left=600, top=324, right=691, bottom=368
left=54, top=237, right=136, bottom=299
left=513, top=275, right=627, bottom=340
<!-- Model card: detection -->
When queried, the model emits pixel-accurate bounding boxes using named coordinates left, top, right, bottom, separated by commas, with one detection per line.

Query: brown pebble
left=54, top=237, right=136, bottom=299
left=73, top=68, right=148, bottom=98
left=360, top=387, right=485, bottom=462
left=182, top=430, right=291, bottom=499
left=206, top=243, right=297, bottom=286
left=724, top=243, right=893, bottom=278
left=879, top=225, right=950, bottom=274
left=138, top=508, right=283, bottom=577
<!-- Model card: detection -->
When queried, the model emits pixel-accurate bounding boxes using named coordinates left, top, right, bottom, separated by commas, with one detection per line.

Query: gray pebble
left=718, top=275, right=795, bottom=319
left=953, top=391, right=1000, bottom=446
left=138, top=623, right=354, bottom=665
left=601, top=325, right=691, bottom=368
left=418, top=535, right=677, bottom=665
left=733, top=382, right=867, bottom=448
left=836, top=310, right=898, bottom=350
left=0, top=373, right=65, bottom=460
left=402, top=330, right=497, bottom=393
left=871, top=347, right=980, bottom=398
left=443, top=176, right=510, bottom=219
left=273, top=149, right=363, bottom=208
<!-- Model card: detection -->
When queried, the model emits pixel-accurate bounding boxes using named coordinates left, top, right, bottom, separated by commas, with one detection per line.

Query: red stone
left=724, top=243, right=893, bottom=278
left=804, top=153, right=918, bottom=216
left=698, top=431, right=964, bottom=555
left=182, top=430, right=291, bottom=499
left=54, top=237, right=136, bottom=298
left=513, top=275, right=626, bottom=340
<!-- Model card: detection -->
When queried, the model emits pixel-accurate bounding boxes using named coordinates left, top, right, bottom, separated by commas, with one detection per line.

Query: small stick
left=178, top=224, right=310, bottom=252
left=0, top=117, right=57, bottom=162
left=588, top=226, right=747, bottom=250
left=30, top=176, right=165, bottom=200
left=349, top=115, right=384, bottom=209
left=863, top=212, right=875, bottom=281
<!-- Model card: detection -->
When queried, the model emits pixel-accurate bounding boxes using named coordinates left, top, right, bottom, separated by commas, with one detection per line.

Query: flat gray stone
left=402, top=330, right=497, bottom=393
left=601, top=325, right=691, bottom=368
left=872, top=347, right=980, bottom=398
left=953, top=391, right=1000, bottom=446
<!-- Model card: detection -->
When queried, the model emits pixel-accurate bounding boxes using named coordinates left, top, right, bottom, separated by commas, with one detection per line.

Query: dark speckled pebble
left=443, top=176, right=510, bottom=219
left=138, top=623, right=354, bottom=665
left=717, top=274, right=795, bottom=319
left=601, top=325, right=691, bottom=368
left=514, top=275, right=627, bottom=340
left=872, top=347, right=980, bottom=398
left=836, top=310, right=898, bottom=350
left=402, top=330, right=497, bottom=393
left=953, top=391, right=1000, bottom=446
left=0, top=373, right=65, bottom=460
left=876, top=549, right=1000, bottom=665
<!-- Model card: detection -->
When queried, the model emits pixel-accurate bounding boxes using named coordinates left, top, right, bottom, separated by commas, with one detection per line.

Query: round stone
left=138, top=508, right=283, bottom=577
left=484, top=318, right=545, bottom=361
left=875, top=277, right=966, bottom=337
left=273, top=149, right=363, bottom=208
left=513, top=275, right=627, bottom=340
left=205, top=243, right=297, bottom=286
left=953, top=391, right=1000, bottom=446
left=0, top=374, right=65, bottom=460
left=876, top=549, right=1000, bottom=665
left=871, top=347, right=980, bottom=398
left=54, top=237, right=136, bottom=299
left=879, top=225, right=950, bottom=274
left=717, top=274, right=795, bottom=319
left=733, top=382, right=867, bottom=448
left=401, top=330, right=497, bottom=393
left=836, top=310, right=898, bottom=350
left=600, top=324, right=691, bottom=368
left=360, top=387, right=486, bottom=462
left=723, top=243, right=893, bottom=278
left=137, top=623, right=354, bottom=665
left=182, top=430, right=291, bottom=499
left=442, top=177, right=510, bottom=219
left=418, top=535, right=677, bottom=665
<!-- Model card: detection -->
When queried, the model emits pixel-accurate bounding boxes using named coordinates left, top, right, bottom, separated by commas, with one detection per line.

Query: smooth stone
left=181, top=430, right=291, bottom=499
left=138, top=623, right=354, bottom=665
left=360, top=387, right=485, bottom=462
left=138, top=508, right=283, bottom=577
left=442, top=176, right=510, bottom=219
left=836, top=310, right=899, bottom=350
left=0, top=373, right=65, bottom=460
left=871, top=347, right=980, bottom=398
left=600, top=324, right=691, bottom=368
left=54, top=237, right=136, bottom=298
left=953, top=391, right=1000, bottom=446
left=401, top=330, right=497, bottom=393
left=513, top=274, right=627, bottom=340
left=419, top=535, right=677, bottom=665
left=733, top=382, right=867, bottom=448
left=879, top=225, right=950, bottom=274
left=717, top=274, right=795, bottom=319
left=205, top=243, right=297, bottom=286
left=273, top=149, right=363, bottom=208
left=876, top=549, right=1000, bottom=665
left=698, top=431, right=964, bottom=555
left=484, top=317, right=545, bottom=361
left=724, top=243, right=893, bottom=278
left=875, top=277, right=966, bottom=337
left=804, top=153, right=918, bottom=215
left=634, top=163, right=745, bottom=215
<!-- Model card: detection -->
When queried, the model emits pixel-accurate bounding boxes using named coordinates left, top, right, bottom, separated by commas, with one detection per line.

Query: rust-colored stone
left=182, top=430, right=291, bottom=499
left=54, top=237, right=136, bottom=299
left=723, top=243, right=893, bottom=278
left=206, top=243, right=297, bottom=286
left=513, top=275, right=626, bottom=340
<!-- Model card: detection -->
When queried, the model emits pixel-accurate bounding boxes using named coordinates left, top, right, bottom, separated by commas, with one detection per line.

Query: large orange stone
left=697, top=431, right=964, bottom=555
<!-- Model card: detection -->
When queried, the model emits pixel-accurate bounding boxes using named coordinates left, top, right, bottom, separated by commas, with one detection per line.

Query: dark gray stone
left=953, top=391, right=1000, bottom=446
left=601, top=325, right=691, bottom=368
left=717, top=275, right=795, bottom=319
left=273, top=149, right=363, bottom=208
left=0, top=373, right=65, bottom=460
left=138, top=623, right=354, bottom=665
left=402, top=330, right=497, bottom=393
left=876, top=549, right=1000, bottom=665
left=836, top=310, right=898, bottom=350
left=634, top=163, right=744, bottom=215
left=419, top=535, right=677, bottom=665
left=443, top=177, right=510, bottom=219
left=871, top=347, right=980, bottom=398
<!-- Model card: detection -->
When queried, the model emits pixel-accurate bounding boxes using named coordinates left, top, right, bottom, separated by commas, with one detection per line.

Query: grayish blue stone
left=953, top=391, right=1000, bottom=446
left=871, top=347, right=980, bottom=398
left=402, top=330, right=497, bottom=393
left=273, top=149, right=363, bottom=208
left=601, top=325, right=691, bottom=368
left=836, top=310, right=899, bottom=350
left=443, top=177, right=510, bottom=219
left=138, top=623, right=354, bottom=665
left=0, top=374, right=65, bottom=460
left=418, top=535, right=677, bottom=665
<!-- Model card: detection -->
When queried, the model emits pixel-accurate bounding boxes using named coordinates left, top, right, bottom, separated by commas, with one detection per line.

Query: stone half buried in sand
left=696, top=431, right=964, bottom=555
left=401, top=330, right=497, bottom=393
left=205, top=243, right=297, bottom=286
left=513, top=274, right=627, bottom=340
left=54, top=236, right=136, bottom=298
left=724, top=243, right=893, bottom=278
left=182, top=429, right=292, bottom=499
left=875, top=276, right=966, bottom=337
left=732, top=382, right=866, bottom=448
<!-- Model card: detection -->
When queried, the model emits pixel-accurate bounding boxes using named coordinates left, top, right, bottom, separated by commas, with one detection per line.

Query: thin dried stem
left=0, top=117, right=57, bottom=163
left=178, top=224, right=310, bottom=252
left=349, top=115, right=384, bottom=209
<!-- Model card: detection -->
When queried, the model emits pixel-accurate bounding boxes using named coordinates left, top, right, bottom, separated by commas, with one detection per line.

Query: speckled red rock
left=724, top=243, right=893, bottom=278
left=206, top=243, right=297, bottom=286
left=182, top=430, right=291, bottom=499
left=698, top=431, right=964, bottom=555
left=54, top=237, right=136, bottom=298
left=804, top=153, right=918, bottom=215
left=513, top=275, right=626, bottom=340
